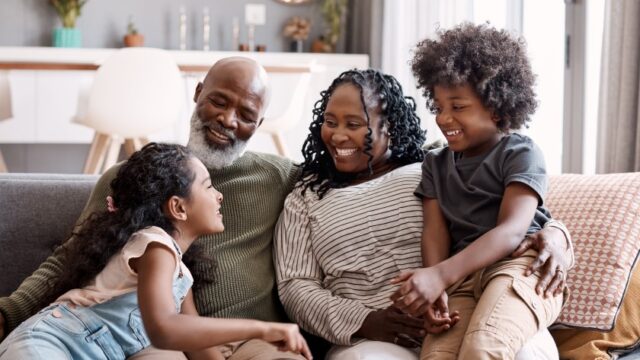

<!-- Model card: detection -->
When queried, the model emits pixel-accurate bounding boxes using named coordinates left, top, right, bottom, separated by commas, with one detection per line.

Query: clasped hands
left=390, top=268, right=460, bottom=335
left=388, top=227, right=571, bottom=336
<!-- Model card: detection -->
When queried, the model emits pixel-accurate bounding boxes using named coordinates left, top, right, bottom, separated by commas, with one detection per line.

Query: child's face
left=320, top=83, right=390, bottom=175
left=185, top=158, right=224, bottom=235
left=433, top=83, right=502, bottom=157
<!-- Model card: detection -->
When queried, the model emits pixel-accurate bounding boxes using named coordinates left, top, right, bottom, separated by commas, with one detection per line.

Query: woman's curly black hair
left=412, top=23, right=537, bottom=131
left=38, top=143, right=216, bottom=308
left=298, top=69, right=426, bottom=199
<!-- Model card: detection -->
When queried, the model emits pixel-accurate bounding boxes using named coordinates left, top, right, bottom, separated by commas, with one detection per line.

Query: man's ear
left=194, top=82, right=203, bottom=103
left=165, top=196, right=187, bottom=221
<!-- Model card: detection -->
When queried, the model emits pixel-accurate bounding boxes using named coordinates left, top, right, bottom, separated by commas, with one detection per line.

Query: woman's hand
left=355, top=306, right=424, bottom=348
left=390, top=268, right=447, bottom=316
left=511, top=226, right=569, bottom=297
left=262, top=323, right=313, bottom=360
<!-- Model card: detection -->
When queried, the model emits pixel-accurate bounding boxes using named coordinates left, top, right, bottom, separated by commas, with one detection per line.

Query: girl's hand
left=261, top=323, right=313, bottom=360
left=390, top=268, right=447, bottom=316
left=423, top=293, right=460, bottom=334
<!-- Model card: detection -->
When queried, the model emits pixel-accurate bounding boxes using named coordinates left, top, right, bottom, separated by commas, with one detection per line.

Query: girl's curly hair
left=298, top=69, right=426, bottom=199
left=412, top=23, right=537, bottom=131
left=38, top=143, right=216, bottom=308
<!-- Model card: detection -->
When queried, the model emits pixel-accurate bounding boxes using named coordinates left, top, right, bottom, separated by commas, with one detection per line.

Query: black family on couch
left=0, top=29, right=575, bottom=360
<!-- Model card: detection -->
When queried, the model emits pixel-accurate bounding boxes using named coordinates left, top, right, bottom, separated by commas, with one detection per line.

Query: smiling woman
left=298, top=69, right=425, bottom=198
left=320, top=83, right=391, bottom=175
left=274, top=69, right=429, bottom=359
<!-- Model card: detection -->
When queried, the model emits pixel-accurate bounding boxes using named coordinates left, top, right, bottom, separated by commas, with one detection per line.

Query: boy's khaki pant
left=420, top=250, right=564, bottom=360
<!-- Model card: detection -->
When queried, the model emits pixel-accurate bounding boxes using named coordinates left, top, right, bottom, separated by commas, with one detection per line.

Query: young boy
left=390, top=23, right=570, bottom=359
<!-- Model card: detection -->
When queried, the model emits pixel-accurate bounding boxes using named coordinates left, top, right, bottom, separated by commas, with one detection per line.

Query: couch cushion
left=547, top=172, right=640, bottom=330
left=552, top=263, right=640, bottom=359
left=0, top=173, right=98, bottom=296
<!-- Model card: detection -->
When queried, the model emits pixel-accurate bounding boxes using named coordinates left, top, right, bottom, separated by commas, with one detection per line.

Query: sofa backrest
left=0, top=173, right=98, bottom=296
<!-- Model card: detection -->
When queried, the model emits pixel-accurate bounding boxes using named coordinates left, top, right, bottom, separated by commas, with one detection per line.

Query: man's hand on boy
left=511, top=227, right=568, bottom=297
left=390, top=267, right=447, bottom=316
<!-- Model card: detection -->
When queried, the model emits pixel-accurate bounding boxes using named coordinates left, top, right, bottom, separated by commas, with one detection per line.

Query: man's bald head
left=199, top=57, right=270, bottom=113
left=188, top=57, right=271, bottom=169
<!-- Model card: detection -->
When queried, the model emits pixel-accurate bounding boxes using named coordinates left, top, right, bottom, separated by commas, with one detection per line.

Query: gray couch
left=2, top=172, right=640, bottom=360
left=0, top=173, right=98, bottom=296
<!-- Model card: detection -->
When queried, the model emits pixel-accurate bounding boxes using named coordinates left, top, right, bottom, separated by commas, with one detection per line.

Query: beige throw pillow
left=547, top=173, right=640, bottom=330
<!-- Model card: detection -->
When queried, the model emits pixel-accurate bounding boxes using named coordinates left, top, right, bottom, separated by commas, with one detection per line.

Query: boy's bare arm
left=422, top=198, right=450, bottom=267
left=437, top=183, right=539, bottom=287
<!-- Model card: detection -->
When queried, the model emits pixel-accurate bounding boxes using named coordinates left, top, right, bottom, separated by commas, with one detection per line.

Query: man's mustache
left=198, top=120, right=237, bottom=141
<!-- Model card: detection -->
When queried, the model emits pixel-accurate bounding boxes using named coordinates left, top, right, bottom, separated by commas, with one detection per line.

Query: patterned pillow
left=547, top=172, right=640, bottom=330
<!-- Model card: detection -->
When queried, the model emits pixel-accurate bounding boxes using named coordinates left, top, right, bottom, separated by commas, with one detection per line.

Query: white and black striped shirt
left=275, top=163, right=423, bottom=345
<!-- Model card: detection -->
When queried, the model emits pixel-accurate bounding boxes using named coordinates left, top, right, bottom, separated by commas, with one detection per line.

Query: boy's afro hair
left=412, top=22, right=537, bottom=131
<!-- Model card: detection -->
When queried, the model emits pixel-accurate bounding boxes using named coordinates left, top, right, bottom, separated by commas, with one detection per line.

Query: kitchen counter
left=0, top=47, right=368, bottom=73
left=0, top=47, right=369, bottom=168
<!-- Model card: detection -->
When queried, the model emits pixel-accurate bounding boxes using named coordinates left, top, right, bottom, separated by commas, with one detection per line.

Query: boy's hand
left=390, top=268, right=447, bottom=316
left=262, top=323, right=313, bottom=360
left=424, top=293, right=460, bottom=334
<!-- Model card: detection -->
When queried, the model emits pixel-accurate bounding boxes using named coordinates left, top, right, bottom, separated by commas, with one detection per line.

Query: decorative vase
left=311, top=36, right=333, bottom=53
left=53, top=27, right=82, bottom=48
left=290, top=39, right=304, bottom=53
left=123, top=34, right=145, bottom=47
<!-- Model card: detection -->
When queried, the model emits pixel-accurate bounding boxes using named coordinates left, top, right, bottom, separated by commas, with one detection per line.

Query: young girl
left=0, top=143, right=311, bottom=360
left=390, top=24, right=569, bottom=359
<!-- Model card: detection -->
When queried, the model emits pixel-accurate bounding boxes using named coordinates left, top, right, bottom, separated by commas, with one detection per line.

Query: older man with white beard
left=0, top=57, right=306, bottom=360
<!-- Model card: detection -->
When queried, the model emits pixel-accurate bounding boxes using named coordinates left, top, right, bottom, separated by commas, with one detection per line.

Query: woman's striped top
left=275, top=163, right=424, bottom=345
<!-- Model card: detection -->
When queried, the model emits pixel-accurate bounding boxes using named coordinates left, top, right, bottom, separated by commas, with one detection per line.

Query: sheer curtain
left=380, top=0, right=473, bottom=143
left=596, top=0, right=640, bottom=173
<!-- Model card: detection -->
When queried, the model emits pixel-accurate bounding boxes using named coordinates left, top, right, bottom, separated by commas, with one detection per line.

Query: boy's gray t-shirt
left=415, top=133, right=551, bottom=255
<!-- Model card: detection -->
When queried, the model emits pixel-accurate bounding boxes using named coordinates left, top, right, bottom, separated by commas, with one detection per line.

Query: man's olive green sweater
left=0, top=152, right=299, bottom=334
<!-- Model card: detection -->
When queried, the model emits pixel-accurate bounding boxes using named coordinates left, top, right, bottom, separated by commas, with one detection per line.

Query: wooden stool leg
left=123, top=139, right=137, bottom=157
left=84, top=133, right=110, bottom=174
left=123, top=138, right=148, bottom=158
left=101, top=136, right=122, bottom=173
left=271, top=132, right=289, bottom=158
left=0, top=149, right=7, bottom=172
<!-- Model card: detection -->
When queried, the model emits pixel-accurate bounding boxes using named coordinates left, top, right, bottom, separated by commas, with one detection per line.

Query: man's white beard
left=187, top=111, right=248, bottom=170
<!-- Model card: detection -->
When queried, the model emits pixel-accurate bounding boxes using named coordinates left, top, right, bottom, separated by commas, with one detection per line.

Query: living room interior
left=1, top=0, right=639, bottom=359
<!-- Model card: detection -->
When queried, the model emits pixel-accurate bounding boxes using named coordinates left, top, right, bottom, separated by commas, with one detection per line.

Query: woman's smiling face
left=320, top=83, right=391, bottom=175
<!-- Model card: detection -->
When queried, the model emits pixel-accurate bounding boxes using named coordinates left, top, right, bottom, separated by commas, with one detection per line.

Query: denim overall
left=0, top=258, right=192, bottom=359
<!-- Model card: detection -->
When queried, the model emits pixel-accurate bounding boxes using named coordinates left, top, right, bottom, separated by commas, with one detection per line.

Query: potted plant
left=124, top=17, right=144, bottom=47
left=319, top=0, right=347, bottom=52
left=50, top=0, right=88, bottom=48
